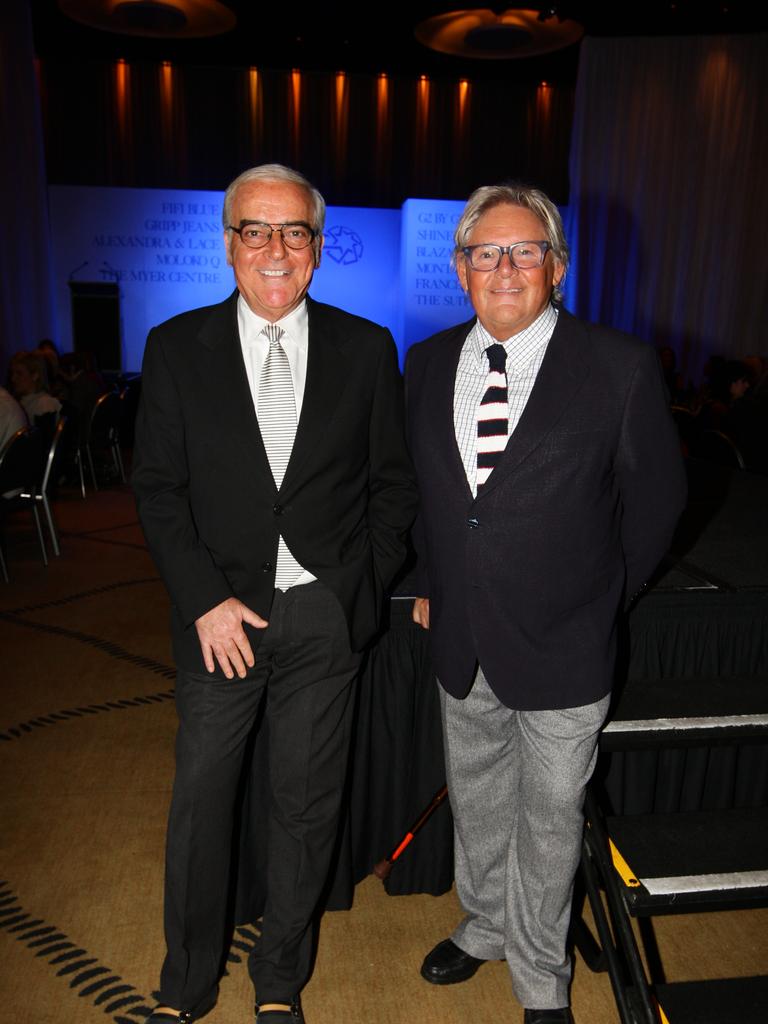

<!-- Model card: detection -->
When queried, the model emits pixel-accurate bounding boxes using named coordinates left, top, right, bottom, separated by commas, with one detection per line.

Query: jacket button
left=261, top=562, right=273, bottom=573
left=467, top=517, right=479, bottom=529
left=273, top=503, right=283, bottom=515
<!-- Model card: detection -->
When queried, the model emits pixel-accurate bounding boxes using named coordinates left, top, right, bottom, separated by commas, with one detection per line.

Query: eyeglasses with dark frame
left=228, top=221, right=318, bottom=250
left=461, top=240, right=551, bottom=272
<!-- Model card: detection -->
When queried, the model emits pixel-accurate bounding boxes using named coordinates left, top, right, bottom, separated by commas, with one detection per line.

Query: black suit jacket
left=133, top=292, right=417, bottom=674
left=405, top=309, right=686, bottom=711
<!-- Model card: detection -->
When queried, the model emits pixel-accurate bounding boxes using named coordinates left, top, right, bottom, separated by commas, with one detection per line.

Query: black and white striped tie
left=476, top=343, right=508, bottom=491
left=258, top=324, right=302, bottom=588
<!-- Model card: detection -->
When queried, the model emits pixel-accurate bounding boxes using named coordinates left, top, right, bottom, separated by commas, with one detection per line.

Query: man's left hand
left=412, top=597, right=430, bottom=629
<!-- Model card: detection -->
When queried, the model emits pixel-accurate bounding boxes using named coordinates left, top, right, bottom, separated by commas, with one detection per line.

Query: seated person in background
left=695, top=354, right=726, bottom=413
left=0, top=385, right=26, bottom=451
left=657, top=344, right=684, bottom=404
left=36, top=338, right=70, bottom=403
left=720, top=360, right=768, bottom=474
left=9, top=351, right=62, bottom=423
left=744, top=355, right=768, bottom=401
left=699, top=359, right=753, bottom=432
left=59, top=352, right=106, bottom=442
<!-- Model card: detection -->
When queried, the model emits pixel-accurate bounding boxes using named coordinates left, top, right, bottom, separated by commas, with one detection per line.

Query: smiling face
left=457, top=203, right=564, bottom=340
left=224, top=179, right=322, bottom=321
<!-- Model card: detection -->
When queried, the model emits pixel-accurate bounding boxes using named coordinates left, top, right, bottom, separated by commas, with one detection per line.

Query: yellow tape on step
left=609, top=838, right=640, bottom=888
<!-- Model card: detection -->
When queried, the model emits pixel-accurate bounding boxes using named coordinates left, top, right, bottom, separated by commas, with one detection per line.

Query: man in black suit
left=406, top=184, right=685, bottom=1024
left=132, top=164, right=417, bottom=1024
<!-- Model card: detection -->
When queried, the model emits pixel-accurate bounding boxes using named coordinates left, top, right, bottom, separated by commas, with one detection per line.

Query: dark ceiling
left=31, top=2, right=768, bottom=84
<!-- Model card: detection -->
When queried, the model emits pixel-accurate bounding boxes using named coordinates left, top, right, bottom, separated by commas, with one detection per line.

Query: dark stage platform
left=237, top=459, right=768, bottom=912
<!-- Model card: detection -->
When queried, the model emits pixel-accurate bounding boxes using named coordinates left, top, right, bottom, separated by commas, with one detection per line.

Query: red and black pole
left=373, top=784, right=449, bottom=880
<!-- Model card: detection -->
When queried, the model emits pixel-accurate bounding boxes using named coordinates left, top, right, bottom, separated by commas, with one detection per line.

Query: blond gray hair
left=454, top=183, right=569, bottom=302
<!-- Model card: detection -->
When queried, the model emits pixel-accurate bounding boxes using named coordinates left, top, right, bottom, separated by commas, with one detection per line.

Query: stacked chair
left=0, top=427, right=46, bottom=581
left=25, top=414, right=72, bottom=557
left=81, top=390, right=126, bottom=491
left=0, top=416, right=72, bottom=579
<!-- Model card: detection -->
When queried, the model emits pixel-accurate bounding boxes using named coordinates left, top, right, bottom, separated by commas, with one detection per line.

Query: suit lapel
left=196, top=291, right=275, bottom=489
left=430, top=320, right=475, bottom=502
left=280, top=297, right=348, bottom=491
left=476, top=310, right=590, bottom=500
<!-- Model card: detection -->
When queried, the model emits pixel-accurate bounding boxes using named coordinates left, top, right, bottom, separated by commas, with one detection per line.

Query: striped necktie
left=476, top=342, right=508, bottom=491
left=257, top=324, right=303, bottom=589
left=258, top=324, right=295, bottom=488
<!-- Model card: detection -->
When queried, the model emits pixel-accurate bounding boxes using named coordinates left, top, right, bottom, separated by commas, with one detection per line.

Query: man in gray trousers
left=405, top=183, right=685, bottom=1023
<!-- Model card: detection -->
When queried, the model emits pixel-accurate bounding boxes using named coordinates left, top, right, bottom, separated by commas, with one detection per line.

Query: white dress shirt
left=238, top=296, right=310, bottom=418
left=19, top=391, right=61, bottom=422
left=0, top=387, right=27, bottom=450
left=237, top=295, right=316, bottom=587
left=453, top=304, right=559, bottom=496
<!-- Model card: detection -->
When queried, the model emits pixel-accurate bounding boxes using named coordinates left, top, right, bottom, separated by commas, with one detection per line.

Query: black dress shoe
left=420, top=938, right=486, bottom=985
left=147, top=990, right=217, bottom=1022
left=255, top=996, right=304, bottom=1022
left=523, top=1008, right=574, bottom=1024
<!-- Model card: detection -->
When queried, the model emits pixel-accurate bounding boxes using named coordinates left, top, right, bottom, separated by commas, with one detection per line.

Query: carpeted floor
left=1, top=485, right=766, bottom=1024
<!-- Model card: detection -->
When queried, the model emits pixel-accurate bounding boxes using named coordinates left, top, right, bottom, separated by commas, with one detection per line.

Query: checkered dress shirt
left=453, top=304, right=559, bottom=496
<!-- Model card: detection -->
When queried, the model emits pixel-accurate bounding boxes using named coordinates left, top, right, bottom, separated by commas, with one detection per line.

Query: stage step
left=605, top=806, right=768, bottom=914
left=601, top=675, right=768, bottom=750
left=655, top=975, right=768, bottom=1024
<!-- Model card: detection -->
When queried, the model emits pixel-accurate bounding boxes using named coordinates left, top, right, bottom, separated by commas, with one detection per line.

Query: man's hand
left=195, top=597, right=268, bottom=679
left=412, top=597, right=430, bottom=630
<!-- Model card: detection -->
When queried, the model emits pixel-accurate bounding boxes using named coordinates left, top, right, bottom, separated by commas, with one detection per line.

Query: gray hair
left=454, top=183, right=569, bottom=302
left=222, top=163, right=326, bottom=237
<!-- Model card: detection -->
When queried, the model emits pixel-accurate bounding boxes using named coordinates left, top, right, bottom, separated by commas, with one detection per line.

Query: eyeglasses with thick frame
left=228, top=220, right=318, bottom=250
left=461, top=240, right=551, bottom=272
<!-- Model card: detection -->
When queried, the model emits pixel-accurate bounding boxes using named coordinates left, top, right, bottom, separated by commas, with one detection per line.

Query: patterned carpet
left=1, top=486, right=765, bottom=1024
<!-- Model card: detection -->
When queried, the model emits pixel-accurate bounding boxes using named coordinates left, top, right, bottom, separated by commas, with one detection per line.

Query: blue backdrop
left=49, top=186, right=571, bottom=372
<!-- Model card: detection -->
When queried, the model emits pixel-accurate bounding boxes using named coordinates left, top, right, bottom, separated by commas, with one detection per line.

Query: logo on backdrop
left=324, top=225, right=363, bottom=265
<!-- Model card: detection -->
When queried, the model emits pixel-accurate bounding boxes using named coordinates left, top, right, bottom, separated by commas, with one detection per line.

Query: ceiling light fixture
left=414, top=7, right=584, bottom=60
left=58, top=0, right=236, bottom=39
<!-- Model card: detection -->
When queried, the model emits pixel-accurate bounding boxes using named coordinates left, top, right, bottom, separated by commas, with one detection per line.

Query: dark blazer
left=405, top=309, right=686, bottom=711
left=133, top=291, right=417, bottom=674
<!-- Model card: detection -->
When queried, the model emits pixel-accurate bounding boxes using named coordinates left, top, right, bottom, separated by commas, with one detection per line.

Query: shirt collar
left=238, top=295, right=308, bottom=351
left=469, top=304, right=558, bottom=373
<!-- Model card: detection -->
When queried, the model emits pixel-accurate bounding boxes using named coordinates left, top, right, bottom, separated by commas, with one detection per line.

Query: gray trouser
left=440, top=668, right=609, bottom=1009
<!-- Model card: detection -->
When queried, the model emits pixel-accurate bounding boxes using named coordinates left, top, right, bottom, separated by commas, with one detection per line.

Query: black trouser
left=159, top=582, right=361, bottom=1014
